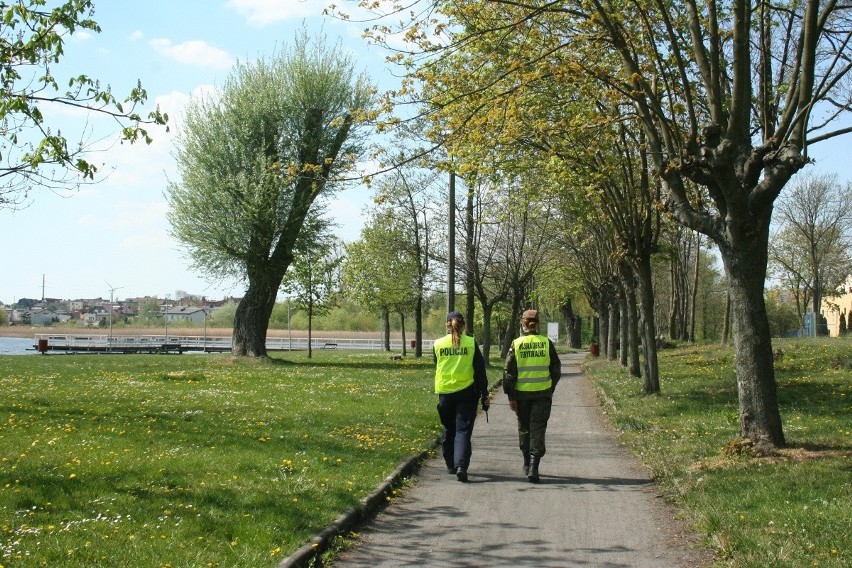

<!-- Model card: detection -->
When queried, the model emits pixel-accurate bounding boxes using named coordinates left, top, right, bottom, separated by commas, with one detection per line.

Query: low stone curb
left=275, top=445, right=434, bottom=568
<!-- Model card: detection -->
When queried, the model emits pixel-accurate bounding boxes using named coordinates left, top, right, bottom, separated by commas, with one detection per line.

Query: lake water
left=0, top=337, right=35, bottom=355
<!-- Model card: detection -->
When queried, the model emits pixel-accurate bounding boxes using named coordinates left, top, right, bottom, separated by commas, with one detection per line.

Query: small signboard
left=547, top=321, right=559, bottom=343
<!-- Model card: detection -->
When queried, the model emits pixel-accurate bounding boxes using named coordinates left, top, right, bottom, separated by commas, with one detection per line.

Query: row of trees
left=5, top=2, right=852, bottom=454
left=336, top=0, right=852, bottom=450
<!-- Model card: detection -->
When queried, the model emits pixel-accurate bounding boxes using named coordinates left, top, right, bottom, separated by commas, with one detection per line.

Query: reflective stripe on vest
left=512, top=334, right=551, bottom=392
left=434, top=334, right=475, bottom=394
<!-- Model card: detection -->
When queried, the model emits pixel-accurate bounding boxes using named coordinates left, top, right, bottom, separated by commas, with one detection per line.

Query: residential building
left=820, top=275, right=852, bottom=337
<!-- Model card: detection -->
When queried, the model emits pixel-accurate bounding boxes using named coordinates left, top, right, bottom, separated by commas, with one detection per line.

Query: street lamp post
left=448, top=170, right=456, bottom=313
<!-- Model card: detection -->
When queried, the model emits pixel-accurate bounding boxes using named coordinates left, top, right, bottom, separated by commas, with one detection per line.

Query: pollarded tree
left=0, top=0, right=167, bottom=209
left=167, top=30, right=374, bottom=357
left=569, top=0, right=852, bottom=450
left=349, top=0, right=852, bottom=447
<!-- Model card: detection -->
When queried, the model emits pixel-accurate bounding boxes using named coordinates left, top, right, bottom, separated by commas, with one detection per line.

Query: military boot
left=528, top=456, right=540, bottom=483
left=522, top=453, right=531, bottom=476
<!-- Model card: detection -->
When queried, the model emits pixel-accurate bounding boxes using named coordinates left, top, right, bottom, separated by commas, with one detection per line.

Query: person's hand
left=481, top=397, right=490, bottom=411
left=509, top=399, right=518, bottom=413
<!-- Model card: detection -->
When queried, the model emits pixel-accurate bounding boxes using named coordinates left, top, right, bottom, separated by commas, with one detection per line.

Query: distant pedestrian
left=503, top=309, right=561, bottom=482
left=433, top=311, right=490, bottom=482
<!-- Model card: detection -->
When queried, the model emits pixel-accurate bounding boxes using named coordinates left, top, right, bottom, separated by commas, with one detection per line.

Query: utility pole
left=447, top=171, right=456, bottom=313
left=465, top=184, right=475, bottom=333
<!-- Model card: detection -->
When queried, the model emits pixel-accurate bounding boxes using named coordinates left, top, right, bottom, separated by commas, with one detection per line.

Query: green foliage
left=585, top=339, right=851, bottom=568
left=280, top=230, right=343, bottom=321
left=272, top=298, right=376, bottom=332
left=765, top=290, right=802, bottom=338
left=167, top=28, right=374, bottom=283
left=207, top=300, right=238, bottom=328
left=134, top=298, right=163, bottom=326
left=342, top=212, right=420, bottom=316
left=0, top=351, right=444, bottom=566
left=0, top=0, right=167, bottom=208
left=0, top=306, right=8, bottom=326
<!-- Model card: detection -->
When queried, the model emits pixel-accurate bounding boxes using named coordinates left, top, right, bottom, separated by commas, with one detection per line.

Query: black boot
left=528, top=456, right=540, bottom=483
left=522, top=453, right=530, bottom=476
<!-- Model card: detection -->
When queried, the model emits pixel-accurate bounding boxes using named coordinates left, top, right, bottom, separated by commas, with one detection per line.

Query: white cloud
left=225, top=0, right=327, bottom=26
left=78, top=214, right=97, bottom=226
left=108, top=201, right=169, bottom=231
left=129, top=30, right=145, bottom=41
left=121, top=231, right=171, bottom=249
left=149, top=39, right=234, bottom=69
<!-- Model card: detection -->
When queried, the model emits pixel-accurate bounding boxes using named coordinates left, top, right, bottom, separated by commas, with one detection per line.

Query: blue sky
left=1, top=2, right=850, bottom=304
left=0, top=0, right=398, bottom=304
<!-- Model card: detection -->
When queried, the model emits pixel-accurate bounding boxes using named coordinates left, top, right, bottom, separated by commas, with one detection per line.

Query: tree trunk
left=232, top=274, right=279, bottom=357
left=481, top=302, right=494, bottom=362
left=383, top=309, right=391, bottom=351
left=722, top=237, right=786, bottom=449
left=500, top=293, right=523, bottom=358
left=400, top=313, right=407, bottom=357
left=690, top=233, right=701, bottom=342
left=669, top=260, right=679, bottom=340
left=307, top=298, right=314, bottom=359
left=619, top=290, right=628, bottom=367
left=598, top=303, right=609, bottom=358
left=626, top=288, right=641, bottom=378
left=722, top=290, right=731, bottom=346
left=635, top=254, right=660, bottom=393
left=592, top=315, right=600, bottom=348
left=560, top=300, right=582, bottom=348
left=414, top=295, right=423, bottom=357
left=608, top=299, right=619, bottom=361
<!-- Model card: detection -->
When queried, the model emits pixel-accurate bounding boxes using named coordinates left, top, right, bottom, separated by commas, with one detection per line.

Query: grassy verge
left=583, top=338, right=851, bottom=568
left=0, top=351, right=447, bottom=567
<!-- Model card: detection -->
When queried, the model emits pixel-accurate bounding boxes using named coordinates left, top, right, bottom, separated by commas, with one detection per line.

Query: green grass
left=584, top=338, right=851, bottom=568
left=0, top=351, right=447, bottom=567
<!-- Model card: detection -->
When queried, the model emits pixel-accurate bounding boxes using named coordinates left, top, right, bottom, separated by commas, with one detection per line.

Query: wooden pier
left=34, top=334, right=231, bottom=354
left=33, top=334, right=433, bottom=354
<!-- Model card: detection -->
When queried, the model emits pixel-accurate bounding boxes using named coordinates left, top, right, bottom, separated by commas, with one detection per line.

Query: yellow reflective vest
left=434, top=334, right=475, bottom=394
left=512, top=334, right=552, bottom=392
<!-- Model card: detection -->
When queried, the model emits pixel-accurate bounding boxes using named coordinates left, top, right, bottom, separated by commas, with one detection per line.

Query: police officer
left=433, top=311, right=490, bottom=482
left=503, top=309, right=561, bottom=482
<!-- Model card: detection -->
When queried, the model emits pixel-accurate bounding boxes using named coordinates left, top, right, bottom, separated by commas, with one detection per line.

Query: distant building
left=165, top=306, right=207, bottom=325
left=29, top=308, right=73, bottom=326
left=820, top=275, right=852, bottom=337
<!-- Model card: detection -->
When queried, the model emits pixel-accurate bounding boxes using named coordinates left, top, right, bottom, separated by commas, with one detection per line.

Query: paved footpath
left=331, top=352, right=711, bottom=568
